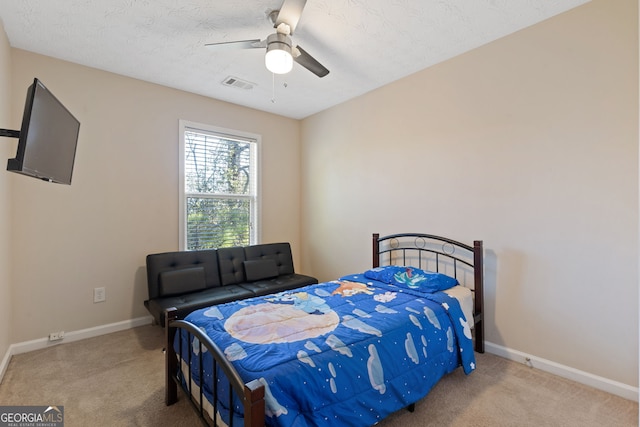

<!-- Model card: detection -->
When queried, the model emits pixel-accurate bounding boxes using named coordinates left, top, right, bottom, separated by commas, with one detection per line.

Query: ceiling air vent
left=222, top=76, right=255, bottom=90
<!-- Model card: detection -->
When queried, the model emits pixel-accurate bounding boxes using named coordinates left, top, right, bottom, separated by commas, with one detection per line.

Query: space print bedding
left=174, top=265, right=476, bottom=427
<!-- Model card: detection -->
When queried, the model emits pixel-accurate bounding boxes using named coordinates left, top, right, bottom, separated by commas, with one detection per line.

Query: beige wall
left=9, top=50, right=302, bottom=342
left=301, top=0, right=638, bottom=388
left=0, top=23, right=13, bottom=365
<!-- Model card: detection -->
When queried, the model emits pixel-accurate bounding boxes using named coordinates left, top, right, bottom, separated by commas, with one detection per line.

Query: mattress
left=444, top=285, right=474, bottom=329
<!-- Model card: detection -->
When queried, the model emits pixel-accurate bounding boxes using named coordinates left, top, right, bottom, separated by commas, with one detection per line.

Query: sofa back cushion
left=243, top=259, right=279, bottom=281
left=146, top=249, right=221, bottom=299
left=217, top=246, right=247, bottom=286
left=244, top=243, right=295, bottom=276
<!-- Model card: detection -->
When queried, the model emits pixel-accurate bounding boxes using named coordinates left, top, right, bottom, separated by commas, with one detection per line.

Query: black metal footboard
left=165, top=308, right=265, bottom=427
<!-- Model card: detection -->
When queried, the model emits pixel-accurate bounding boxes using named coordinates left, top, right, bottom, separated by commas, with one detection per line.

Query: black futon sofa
left=145, top=242, right=318, bottom=326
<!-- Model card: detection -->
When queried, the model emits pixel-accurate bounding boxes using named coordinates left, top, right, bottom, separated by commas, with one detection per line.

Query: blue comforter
left=176, top=268, right=475, bottom=427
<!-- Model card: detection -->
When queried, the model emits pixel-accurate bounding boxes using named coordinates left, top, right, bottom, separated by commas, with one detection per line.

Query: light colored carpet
left=0, top=325, right=636, bottom=426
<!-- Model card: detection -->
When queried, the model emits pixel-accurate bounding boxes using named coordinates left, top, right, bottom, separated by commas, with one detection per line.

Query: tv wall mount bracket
left=0, top=129, right=20, bottom=138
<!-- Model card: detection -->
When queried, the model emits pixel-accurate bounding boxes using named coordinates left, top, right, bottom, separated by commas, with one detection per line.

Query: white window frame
left=178, top=120, right=261, bottom=250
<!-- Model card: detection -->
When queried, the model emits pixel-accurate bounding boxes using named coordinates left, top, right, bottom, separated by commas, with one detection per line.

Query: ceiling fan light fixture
left=265, top=33, right=293, bottom=74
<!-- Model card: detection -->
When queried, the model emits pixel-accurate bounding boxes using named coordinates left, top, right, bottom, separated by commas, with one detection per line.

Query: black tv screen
left=6, top=78, right=80, bottom=184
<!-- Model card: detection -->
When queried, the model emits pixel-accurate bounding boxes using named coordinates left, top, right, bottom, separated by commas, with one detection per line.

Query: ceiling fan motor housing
left=266, top=33, right=292, bottom=54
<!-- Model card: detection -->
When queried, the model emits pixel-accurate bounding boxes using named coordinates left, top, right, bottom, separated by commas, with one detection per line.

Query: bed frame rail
left=165, top=308, right=265, bottom=427
left=372, top=233, right=484, bottom=353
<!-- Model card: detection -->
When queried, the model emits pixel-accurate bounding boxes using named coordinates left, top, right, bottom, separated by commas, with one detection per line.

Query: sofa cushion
left=243, top=259, right=279, bottom=282
left=217, top=246, right=247, bottom=286
left=159, top=267, right=206, bottom=297
left=146, top=285, right=254, bottom=327
left=244, top=243, right=295, bottom=275
left=146, top=249, right=220, bottom=300
left=239, top=273, right=319, bottom=297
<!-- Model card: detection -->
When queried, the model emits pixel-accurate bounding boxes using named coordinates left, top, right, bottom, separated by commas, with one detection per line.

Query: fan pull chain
left=271, top=75, right=288, bottom=103
left=271, top=73, right=276, bottom=103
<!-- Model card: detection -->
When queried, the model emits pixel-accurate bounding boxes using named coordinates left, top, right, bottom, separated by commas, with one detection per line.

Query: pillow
left=364, top=265, right=458, bottom=293
left=243, top=259, right=279, bottom=282
left=159, top=267, right=206, bottom=297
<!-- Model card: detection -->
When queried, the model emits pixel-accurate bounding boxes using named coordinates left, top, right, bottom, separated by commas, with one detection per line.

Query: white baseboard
left=0, top=315, right=153, bottom=384
left=0, top=345, right=11, bottom=386
left=485, top=341, right=639, bottom=402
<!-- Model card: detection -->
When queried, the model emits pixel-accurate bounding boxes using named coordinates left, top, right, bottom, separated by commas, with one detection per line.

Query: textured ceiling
left=0, top=0, right=589, bottom=119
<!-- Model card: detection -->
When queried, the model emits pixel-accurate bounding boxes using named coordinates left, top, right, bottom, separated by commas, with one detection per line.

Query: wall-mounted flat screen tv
left=5, top=78, right=80, bottom=185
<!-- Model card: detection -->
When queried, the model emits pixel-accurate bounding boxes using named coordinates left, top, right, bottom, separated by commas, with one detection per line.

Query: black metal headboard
left=372, top=233, right=485, bottom=353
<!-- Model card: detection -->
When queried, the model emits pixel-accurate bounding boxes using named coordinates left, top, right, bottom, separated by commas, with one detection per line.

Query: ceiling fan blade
left=293, top=45, right=329, bottom=78
left=205, top=39, right=265, bottom=51
left=275, top=0, right=307, bottom=35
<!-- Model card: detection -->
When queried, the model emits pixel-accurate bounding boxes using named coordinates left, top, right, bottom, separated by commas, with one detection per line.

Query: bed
left=165, top=232, right=484, bottom=426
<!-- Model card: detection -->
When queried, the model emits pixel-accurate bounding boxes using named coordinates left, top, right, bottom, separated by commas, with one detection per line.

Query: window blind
left=182, top=126, right=257, bottom=250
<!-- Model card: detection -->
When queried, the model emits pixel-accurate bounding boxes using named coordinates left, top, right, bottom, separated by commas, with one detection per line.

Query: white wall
left=0, top=22, right=13, bottom=372
left=301, top=0, right=638, bottom=389
left=8, top=50, right=302, bottom=342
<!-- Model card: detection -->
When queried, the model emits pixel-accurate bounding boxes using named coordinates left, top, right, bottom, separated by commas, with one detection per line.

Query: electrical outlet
left=49, top=331, right=65, bottom=341
left=94, top=287, right=106, bottom=303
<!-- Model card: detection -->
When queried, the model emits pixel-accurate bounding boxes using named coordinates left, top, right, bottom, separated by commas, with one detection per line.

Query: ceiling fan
left=205, top=0, right=329, bottom=78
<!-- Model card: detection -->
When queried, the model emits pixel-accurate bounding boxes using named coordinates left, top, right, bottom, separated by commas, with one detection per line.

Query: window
left=179, top=120, right=259, bottom=250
